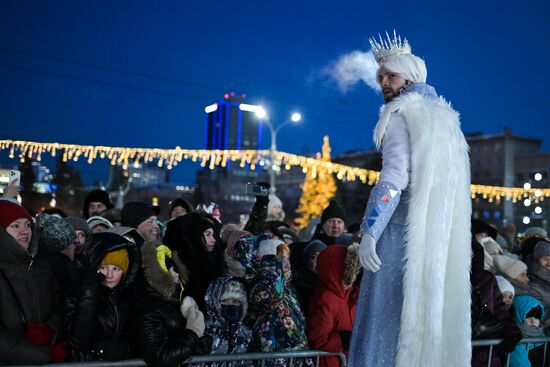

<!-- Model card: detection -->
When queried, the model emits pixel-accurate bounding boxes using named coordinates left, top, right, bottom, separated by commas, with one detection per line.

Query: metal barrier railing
left=16, top=350, right=347, bottom=367
left=472, top=337, right=550, bottom=367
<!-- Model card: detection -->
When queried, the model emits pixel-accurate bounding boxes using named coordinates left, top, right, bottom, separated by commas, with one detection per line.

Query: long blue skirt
left=348, top=191, right=409, bottom=367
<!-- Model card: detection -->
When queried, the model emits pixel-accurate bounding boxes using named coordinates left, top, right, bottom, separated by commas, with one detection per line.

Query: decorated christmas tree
left=295, top=136, right=337, bottom=229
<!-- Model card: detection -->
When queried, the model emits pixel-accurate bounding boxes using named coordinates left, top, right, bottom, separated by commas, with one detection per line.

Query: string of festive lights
left=1, top=139, right=548, bottom=203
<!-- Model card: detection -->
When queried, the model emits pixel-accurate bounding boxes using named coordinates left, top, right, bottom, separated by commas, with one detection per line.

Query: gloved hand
left=359, top=234, right=381, bottom=272
left=25, top=322, right=54, bottom=345
left=499, top=336, right=520, bottom=354
left=50, top=341, right=68, bottom=363
left=258, top=238, right=281, bottom=258
left=181, top=296, right=205, bottom=337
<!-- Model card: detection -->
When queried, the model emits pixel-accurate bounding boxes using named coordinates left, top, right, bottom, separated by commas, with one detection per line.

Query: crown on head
left=369, top=31, right=412, bottom=65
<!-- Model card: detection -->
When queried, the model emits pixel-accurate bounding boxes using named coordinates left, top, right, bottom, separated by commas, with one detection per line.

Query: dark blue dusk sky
left=1, top=0, right=549, bottom=185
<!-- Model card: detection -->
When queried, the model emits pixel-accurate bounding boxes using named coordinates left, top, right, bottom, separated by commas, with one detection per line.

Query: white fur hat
left=494, top=255, right=527, bottom=280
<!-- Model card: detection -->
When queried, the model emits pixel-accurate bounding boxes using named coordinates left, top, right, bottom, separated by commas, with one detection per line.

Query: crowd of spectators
left=0, top=182, right=549, bottom=367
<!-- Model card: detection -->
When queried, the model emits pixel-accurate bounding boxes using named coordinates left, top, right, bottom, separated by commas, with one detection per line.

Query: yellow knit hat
left=101, top=248, right=129, bottom=274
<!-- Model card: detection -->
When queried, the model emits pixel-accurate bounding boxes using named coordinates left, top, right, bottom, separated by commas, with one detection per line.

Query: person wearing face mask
left=203, top=276, right=252, bottom=364
left=165, top=212, right=224, bottom=313
left=65, top=232, right=140, bottom=361
left=246, top=234, right=309, bottom=364
left=0, top=200, right=67, bottom=364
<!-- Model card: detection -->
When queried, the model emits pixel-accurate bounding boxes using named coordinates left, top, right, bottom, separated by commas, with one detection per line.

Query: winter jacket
left=164, top=213, right=224, bottom=313
left=65, top=232, right=140, bottom=361
left=246, top=235, right=309, bottom=354
left=471, top=271, right=522, bottom=367
left=509, top=296, right=546, bottom=367
left=307, top=245, right=360, bottom=367
left=133, top=240, right=210, bottom=367
left=0, top=227, right=64, bottom=365
left=37, top=250, right=81, bottom=297
left=204, top=276, right=252, bottom=365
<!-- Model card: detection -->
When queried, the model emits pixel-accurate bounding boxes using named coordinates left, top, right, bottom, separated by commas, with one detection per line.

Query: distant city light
left=534, top=173, right=543, bottom=181
left=291, top=112, right=302, bottom=122
left=524, top=199, right=531, bottom=207
left=152, top=197, right=159, bottom=206
left=239, top=103, right=266, bottom=118
left=204, top=103, right=218, bottom=113
left=535, top=206, right=543, bottom=215
left=535, top=190, right=542, bottom=197
left=524, top=182, right=531, bottom=190
left=523, top=216, right=531, bottom=224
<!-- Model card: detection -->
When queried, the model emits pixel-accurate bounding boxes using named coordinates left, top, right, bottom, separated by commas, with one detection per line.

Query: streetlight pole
left=262, top=113, right=301, bottom=194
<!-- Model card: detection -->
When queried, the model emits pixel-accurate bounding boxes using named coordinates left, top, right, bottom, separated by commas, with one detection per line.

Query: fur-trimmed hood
left=316, top=244, right=361, bottom=299
left=140, top=239, right=189, bottom=301
left=81, top=232, right=140, bottom=291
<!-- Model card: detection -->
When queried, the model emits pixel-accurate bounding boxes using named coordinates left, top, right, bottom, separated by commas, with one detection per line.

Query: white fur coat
left=374, top=92, right=472, bottom=367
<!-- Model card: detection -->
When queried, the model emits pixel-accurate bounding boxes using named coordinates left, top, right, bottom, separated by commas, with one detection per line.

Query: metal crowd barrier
left=472, top=337, right=550, bottom=367
left=16, top=350, right=347, bottom=367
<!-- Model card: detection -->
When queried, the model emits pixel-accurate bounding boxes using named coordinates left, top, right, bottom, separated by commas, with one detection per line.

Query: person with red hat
left=0, top=200, right=67, bottom=364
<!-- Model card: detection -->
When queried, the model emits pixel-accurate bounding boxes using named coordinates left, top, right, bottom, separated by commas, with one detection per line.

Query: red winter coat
left=307, top=246, right=357, bottom=367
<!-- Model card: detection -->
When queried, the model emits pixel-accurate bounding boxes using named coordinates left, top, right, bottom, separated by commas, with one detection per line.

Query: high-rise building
left=204, top=93, right=263, bottom=150
left=198, top=93, right=268, bottom=222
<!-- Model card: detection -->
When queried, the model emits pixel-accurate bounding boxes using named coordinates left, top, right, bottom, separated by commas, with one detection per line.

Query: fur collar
left=141, top=240, right=189, bottom=301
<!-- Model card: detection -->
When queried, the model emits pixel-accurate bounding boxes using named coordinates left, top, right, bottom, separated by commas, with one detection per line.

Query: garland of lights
left=1, top=139, right=548, bottom=203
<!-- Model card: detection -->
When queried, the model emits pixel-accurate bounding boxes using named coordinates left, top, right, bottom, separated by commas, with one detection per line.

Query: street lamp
left=254, top=108, right=301, bottom=193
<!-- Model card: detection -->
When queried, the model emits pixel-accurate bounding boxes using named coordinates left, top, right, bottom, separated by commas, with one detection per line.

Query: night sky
left=1, top=0, right=549, bottom=185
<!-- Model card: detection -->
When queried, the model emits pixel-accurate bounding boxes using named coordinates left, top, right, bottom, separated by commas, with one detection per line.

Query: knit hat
left=87, top=216, right=113, bottom=231
left=302, top=240, right=327, bottom=263
left=221, top=224, right=251, bottom=257
left=479, top=236, right=503, bottom=255
left=0, top=200, right=33, bottom=229
left=42, top=208, right=67, bottom=218
left=494, top=255, right=528, bottom=280
left=196, top=202, right=221, bottom=222
left=533, top=241, right=550, bottom=261
left=83, top=189, right=114, bottom=218
left=121, top=202, right=158, bottom=229
left=220, top=279, right=247, bottom=306
left=100, top=248, right=129, bottom=274
left=524, top=227, right=548, bottom=239
left=321, top=200, right=347, bottom=225
left=496, top=275, right=515, bottom=297
left=36, top=213, right=76, bottom=253
left=65, top=216, right=90, bottom=235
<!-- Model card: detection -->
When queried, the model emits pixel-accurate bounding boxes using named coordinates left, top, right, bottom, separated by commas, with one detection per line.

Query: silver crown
left=369, top=31, right=412, bottom=64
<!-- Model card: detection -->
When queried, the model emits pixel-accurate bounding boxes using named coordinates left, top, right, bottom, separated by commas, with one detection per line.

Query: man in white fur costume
left=348, top=32, right=472, bottom=366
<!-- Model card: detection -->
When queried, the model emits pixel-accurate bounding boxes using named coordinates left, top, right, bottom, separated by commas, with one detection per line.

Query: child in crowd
left=496, top=275, right=515, bottom=309
left=509, top=296, right=546, bottom=367
left=203, top=276, right=252, bottom=365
